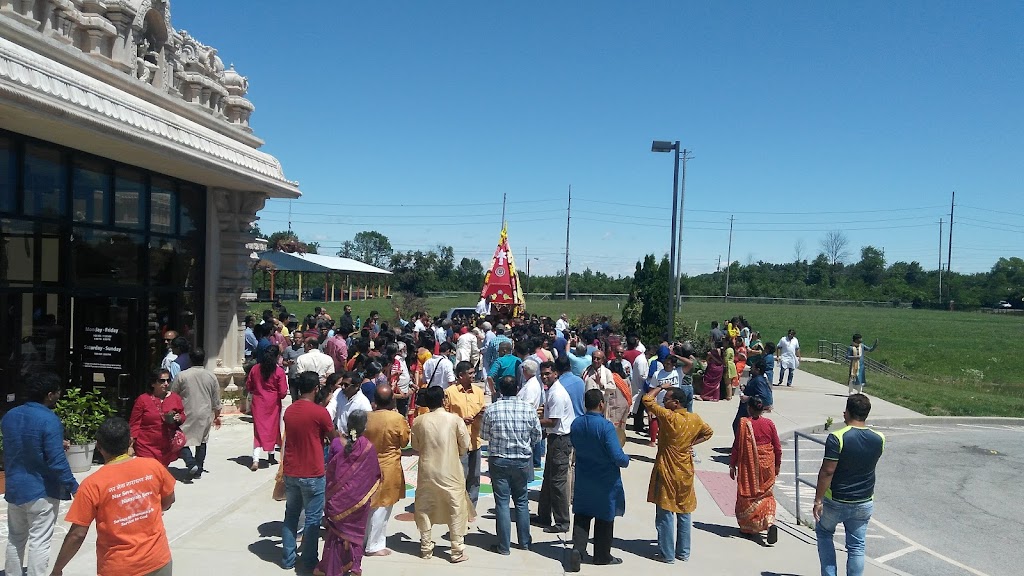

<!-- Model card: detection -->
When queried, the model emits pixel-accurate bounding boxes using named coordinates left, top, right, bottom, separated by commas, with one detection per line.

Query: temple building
left=0, top=0, right=299, bottom=413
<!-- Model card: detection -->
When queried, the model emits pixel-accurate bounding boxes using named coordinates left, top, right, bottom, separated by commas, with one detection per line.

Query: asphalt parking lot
left=778, top=421, right=1022, bottom=576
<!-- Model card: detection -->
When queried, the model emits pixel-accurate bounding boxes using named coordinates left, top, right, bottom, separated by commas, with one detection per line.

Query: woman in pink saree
left=314, top=410, right=382, bottom=576
left=701, top=345, right=725, bottom=401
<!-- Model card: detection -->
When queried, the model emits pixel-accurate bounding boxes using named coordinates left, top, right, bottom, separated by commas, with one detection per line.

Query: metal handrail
left=816, top=340, right=909, bottom=380
left=793, top=430, right=827, bottom=526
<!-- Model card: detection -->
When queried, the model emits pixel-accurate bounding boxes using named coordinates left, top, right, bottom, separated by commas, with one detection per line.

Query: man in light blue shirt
left=243, top=314, right=258, bottom=360
left=555, top=356, right=586, bottom=418
left=566, top=344, right=591, bottom=378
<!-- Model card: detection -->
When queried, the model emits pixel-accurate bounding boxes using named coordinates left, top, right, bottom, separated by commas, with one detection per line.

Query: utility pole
left=501, top=192, right=507, bottom=226
left=667, top=142, right=680, bottom=336
left=724, top=215, right=734, bottom=300
left=716, top=255, right=721, bottom=272
left=288, top=200, right=292, bottom=233
left=675, top=149, right=694, bottom=312
left=564, top=185, right=571, bottom=300
left=938, top=218, right=943, bottom=302
left=947, top=191, right=954, bottom=274
left=526, top=246, right=531, bottom=295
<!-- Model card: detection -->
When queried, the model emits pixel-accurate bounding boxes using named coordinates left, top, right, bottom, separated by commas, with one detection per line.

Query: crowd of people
left=233, top=304, right=809, bottom=573
left=0, top=301, right=885, bottom=576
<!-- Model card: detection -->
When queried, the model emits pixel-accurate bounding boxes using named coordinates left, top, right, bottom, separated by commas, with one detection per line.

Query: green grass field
left=251, top=297, right=1024, bottom=417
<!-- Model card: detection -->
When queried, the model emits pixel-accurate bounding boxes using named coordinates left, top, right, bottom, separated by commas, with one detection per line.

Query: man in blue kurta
left=567, top=389, right=630, bottom=571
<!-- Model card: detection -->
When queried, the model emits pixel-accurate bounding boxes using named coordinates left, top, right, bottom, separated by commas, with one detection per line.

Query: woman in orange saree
left=728, top=396, right=782, bottom=544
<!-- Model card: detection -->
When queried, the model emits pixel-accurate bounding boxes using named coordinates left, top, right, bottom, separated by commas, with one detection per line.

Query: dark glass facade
left=0, top=130, right=206, bottom=415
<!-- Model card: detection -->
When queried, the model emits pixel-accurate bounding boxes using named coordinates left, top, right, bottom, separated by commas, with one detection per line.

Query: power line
left=957, top=216, right=1024, bottom=230
left=960, top=222, right=1024, bottom=235
left=958, top=204, right=1024, bottom=219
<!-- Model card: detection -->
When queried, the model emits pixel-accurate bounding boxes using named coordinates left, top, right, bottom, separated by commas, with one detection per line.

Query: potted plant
left=55, top=388, right=116, bottom=473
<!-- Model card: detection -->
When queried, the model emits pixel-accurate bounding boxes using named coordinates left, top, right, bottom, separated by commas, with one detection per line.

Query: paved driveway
left=778, top=421, right=1023, bottom=576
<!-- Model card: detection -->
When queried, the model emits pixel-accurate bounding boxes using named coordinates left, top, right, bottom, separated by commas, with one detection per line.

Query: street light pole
left=652, top=140, right=680, bottom=338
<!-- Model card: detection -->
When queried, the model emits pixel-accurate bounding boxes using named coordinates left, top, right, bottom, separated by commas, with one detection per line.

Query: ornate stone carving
left=211, top=188, right=267, bottom=390
left=214, top=188, right=266, bottom=319
left=1, top=0, right=259, bottom=132
left=0, top=35, right=296, bottom=185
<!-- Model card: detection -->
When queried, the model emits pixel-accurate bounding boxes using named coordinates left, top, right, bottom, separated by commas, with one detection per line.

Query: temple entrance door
left=71, top=295, right=142, bottom=417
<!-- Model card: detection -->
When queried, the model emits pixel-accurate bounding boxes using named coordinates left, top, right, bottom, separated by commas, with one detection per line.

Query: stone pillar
left=207, top=188, right=266, bottom=391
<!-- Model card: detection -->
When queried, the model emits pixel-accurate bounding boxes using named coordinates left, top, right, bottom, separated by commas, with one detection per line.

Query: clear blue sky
left=174, top=0, right=1022, bottom=278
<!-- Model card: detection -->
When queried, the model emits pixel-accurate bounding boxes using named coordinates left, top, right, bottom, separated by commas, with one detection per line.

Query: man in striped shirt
left=480, top=376, right=542, bottom=555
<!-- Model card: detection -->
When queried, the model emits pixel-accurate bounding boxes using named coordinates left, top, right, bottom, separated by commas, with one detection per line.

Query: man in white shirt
left=333, top=374, right=372, bottom=433
left=423, top=342, right=456, bottom=389
left=433, top=319, right=448, bottom=348
left=775, top=329, right=801, bottom=387
left=294, top=337, right=335, bottom=384
left=517, top=360, right=544, bottom=412
left=518, top=359, right=545, bottom=469
left=534, top=361, right=574, bottom=533
left=555, top=314, right=569, bottom=334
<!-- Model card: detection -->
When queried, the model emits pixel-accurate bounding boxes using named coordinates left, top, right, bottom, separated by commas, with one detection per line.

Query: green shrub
left=55, top=388, right=116, bottom=446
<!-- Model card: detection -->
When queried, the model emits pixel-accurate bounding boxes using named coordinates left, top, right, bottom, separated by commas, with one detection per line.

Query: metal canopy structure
left=255, top=251, right=391, bottom=302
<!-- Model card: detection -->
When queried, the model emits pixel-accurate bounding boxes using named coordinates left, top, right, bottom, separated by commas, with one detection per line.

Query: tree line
left=249, top=227, right=1022, bottom=308
left=249, top=228, right=631, bottom=296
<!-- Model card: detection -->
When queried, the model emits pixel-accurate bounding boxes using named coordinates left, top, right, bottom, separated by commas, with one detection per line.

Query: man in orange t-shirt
left=49, top=417, right=176, bottom=576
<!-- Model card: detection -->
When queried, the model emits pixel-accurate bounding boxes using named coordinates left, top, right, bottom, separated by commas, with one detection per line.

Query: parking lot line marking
left=875, top=545, right=919, bottom=563
left=956, top=424, right=1012, bottom=431
left=871, top=518, right=992, bottom=576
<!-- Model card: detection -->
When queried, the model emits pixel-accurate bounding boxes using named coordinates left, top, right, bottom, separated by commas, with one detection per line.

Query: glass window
left=178, top=184, right=203, bottom=235
left=149, top=237, right=180, bottom=286
left=39, top=222, right=60, bottom=283
left=23, top=143, right=66, bottom=218
left=0, top=136, right=14, bottom=213
left=150, top=177, right=176, bottom=234
left=146, top=291, right=198, bottom=369
left=0, top=292, right=66, bottom=406
left=72, top=156, right=111, bottom=225
left=72, top=227, right=143, bottom=285
left=114, top=168, right=144, bottom=229
left=0, top=218, right=34, bottom=284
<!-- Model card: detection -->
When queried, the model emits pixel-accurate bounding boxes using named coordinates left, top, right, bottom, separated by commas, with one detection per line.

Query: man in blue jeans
left=2, top=372, right=79, bottom=576
left=281, top=371, right=339, bottom=572
left=642, top=382, right=714, bottom=564
left=480, top=376, right=542, bottom=555
left=813, top=394, right=885, bottom=576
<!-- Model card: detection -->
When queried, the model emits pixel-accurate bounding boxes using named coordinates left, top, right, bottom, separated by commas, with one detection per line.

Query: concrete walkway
left=4, top=369, right=922, bottom=576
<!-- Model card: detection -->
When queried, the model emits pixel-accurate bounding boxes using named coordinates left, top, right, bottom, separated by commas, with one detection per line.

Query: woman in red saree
left=729, top=396, right=782, bottom=544
left=700, top=345, right=724, bottom=401
left=314, top=410, right=382, bottom=576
